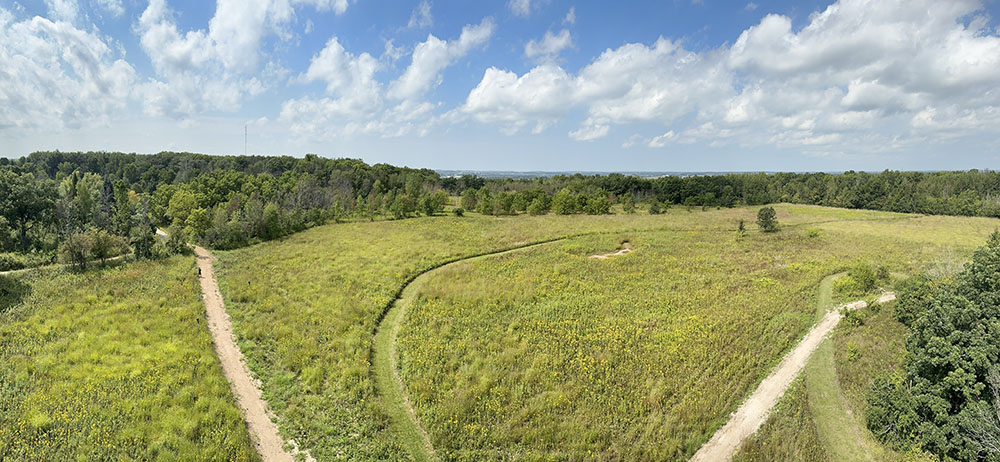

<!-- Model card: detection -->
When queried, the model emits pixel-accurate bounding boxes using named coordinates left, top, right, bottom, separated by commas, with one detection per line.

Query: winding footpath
left=689, top=286, right=896, bottom=462
left=373, top=239, right=577, bottom=462
left=194, top=246, right=303, bottom=462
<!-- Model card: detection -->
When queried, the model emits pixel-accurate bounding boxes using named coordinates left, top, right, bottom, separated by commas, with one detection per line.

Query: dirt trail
left=194, top=246, right=306, bottom=462
left=689, top=290, right=896, bottom=462
left=588, top=241, right=632, bottom=259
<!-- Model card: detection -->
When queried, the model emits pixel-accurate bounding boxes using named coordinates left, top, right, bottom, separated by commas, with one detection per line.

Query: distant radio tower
left=244, top=124, right=248, bottom=156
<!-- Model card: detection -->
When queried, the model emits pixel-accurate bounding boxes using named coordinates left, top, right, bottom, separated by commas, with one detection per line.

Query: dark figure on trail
left=198, top=267, right=202, bottom=278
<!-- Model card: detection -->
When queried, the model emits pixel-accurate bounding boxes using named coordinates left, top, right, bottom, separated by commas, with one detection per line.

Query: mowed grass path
left=0, top=257, right=257, bottom=461
left=396, top=210, right=998, bottom=461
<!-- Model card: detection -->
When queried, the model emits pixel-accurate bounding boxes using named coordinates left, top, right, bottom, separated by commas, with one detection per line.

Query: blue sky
left=2, top=0, right=1000, bottom=171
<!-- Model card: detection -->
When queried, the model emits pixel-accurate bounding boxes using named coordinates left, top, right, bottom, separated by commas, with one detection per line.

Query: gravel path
left=689, top=290, right=895, bottom=462
left=194, top=245, right=305, bottom=462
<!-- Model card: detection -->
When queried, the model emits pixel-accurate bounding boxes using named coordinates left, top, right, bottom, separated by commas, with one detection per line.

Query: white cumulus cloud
left=462, top=37, right=730, bottom=140
left=461, top=0, right=1000, bottom=152
left=508, top=0, right=531, bottom=17
left=134, top=0, right=347, bottom=118
left=389, top=17, right=495, bottom=101
left=94, top=0, right=124, bottom=17
left=524, top=29, right=572, bottom=62
left=0, top=9, right=135, bottom=131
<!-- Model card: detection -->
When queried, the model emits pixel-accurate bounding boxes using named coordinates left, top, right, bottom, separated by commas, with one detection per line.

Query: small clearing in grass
left=589, top=241, right=632, bottom=259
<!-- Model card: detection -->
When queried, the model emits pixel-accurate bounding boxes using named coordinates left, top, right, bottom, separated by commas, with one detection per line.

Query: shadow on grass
left=0, top=274, right=31, bottom=314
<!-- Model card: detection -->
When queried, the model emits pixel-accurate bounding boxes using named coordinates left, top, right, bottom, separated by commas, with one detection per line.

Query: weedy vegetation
left=0, top=258, right=257, bottom=461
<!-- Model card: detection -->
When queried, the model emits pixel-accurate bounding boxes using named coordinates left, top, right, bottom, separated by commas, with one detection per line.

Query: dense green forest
left=4, top=151, right=1000, bottom=269
left=868, top=232, right=1000, bottom=461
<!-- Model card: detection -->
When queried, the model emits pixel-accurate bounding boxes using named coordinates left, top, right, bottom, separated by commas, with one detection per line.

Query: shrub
left=622, top=194, right=636, bottom=214
left=130, top=225, right=156, bottom=259
left=0, top=253, right=27, bottom=272
left=584, top=195, right=611, bottom=215
left=866, top=373, right=920, bottom=450
left=527, top=198, right=549, bottom=216
left=648, top=202, right=661, bottom=215
left=757, top=206, right=779, bottom=232
left=460, top=189, right=478, bottom=210
left=476, top=188, right=493, bottom=215
left=164, top=223, right=190, bottom=255
left=91, top=229, right=128, bottom=265
left=422, top=190, right=448, bottom=216
left=843, top=308, right=864, bottom=327
left=552, top=189, right=576, bottom=215
left=491, top=192, right=517, bottom=216
left=834, top=275, right=858, bottom=295
left=391, top=194, right=418, bottom=220
left=848, top=262, right=878, bottom=292
left=453, top=208, right=464, bottom=217
left=59, top=231, right=95, bottom=269
left=894, top=275, right=934, bottom=327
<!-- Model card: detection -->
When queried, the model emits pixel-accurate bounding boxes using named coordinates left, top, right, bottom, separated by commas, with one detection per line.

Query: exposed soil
left=689, top=290, right=896, bottom=462
left=194, top=246, right=310, bottom=462
left=588, top=241, right=633, bottom=259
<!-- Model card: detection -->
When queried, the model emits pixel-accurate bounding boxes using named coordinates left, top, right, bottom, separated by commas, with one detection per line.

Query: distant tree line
left=444, top=170, right=1000, bottom=218
left=6, top=152, right=1000, bottom=266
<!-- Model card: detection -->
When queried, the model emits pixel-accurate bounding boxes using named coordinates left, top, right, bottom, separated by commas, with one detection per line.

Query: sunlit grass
left=0, top=257, right=257, bottom=461
left=214, top=213, right=688, bottom=460
left=213, top=205, right=998, bottom=460
left=397, top=211, right=997, bottom=461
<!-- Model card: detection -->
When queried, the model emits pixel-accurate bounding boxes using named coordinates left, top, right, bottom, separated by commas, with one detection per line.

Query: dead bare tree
left=963, top=369, right=1000, bottom=460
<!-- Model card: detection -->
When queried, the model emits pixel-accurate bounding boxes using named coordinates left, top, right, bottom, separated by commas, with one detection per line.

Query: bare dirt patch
left=588, top=241, right=633, bottom=259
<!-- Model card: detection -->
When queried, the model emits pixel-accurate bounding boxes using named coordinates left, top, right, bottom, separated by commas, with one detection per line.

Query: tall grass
left=0, top=257, right=257, bottom=460
left=213, top=205, right=995, bottom=460
left=214, top=213, right=700, bottom=460
left=397, top=213, right=997, bottom=461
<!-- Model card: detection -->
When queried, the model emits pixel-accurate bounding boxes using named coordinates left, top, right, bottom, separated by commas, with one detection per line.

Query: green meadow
left=0, top=257, right=257, bottom=461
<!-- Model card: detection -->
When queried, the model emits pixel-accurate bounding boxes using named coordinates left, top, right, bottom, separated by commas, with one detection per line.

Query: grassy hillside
left=398, top=219, right=900, bottom=460
left=0, top=257, right=257, bottom=461
left=214, top=213, right=694, bottom=460
left=213, top=205, right=999, bottom=460
left=397, top=209, right=996, bottom=461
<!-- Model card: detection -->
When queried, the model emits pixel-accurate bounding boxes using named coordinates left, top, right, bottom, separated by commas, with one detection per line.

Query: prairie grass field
left=3, top=204, right=978, bottom=460
left=733, top=216, right=995, bottom=462
left=0, top=257, right=257, bottom=461
left=396, top=215, right=965, bottom=461
left=214, top=213, right=691, bottom=459
left=211, top=204, right=1000, bottom=461
left=396, top=207, right=997, bottom=461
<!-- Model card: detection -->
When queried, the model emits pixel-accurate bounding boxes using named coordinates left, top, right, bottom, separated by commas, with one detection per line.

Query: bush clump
left=866, top=231, right=1000, bottom=460
left=757, top=206, right=779, bottom=232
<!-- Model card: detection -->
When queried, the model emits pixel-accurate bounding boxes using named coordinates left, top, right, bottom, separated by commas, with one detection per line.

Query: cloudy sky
left=2, top=0, right=1000, bottom=171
